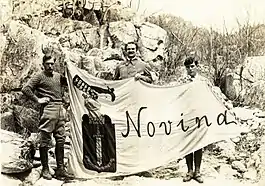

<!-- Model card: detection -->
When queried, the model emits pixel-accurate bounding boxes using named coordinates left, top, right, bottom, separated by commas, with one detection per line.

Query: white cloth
left=66, top=62, right=244, bottom=178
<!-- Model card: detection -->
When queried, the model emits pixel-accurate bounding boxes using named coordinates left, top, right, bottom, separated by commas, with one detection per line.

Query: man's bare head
left=184, top=57, right=198, bottom=78
left=43, top=55, right=55, bottom=74
left=74, top=7, right=84, bottom=21
left=125, top=42, right=138, bottom=59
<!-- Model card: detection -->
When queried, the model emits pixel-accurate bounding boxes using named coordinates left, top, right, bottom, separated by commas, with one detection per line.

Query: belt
left=47, top=100, right=63, bottom=105
left=50, top=100, right=63, bottom=103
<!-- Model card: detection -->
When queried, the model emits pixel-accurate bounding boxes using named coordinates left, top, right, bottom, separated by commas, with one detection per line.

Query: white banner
left=66, top=62, right=244, bottom=178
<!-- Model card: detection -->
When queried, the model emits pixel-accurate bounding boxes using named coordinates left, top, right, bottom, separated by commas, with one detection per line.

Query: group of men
left=22, top=41, right=212, bottom=183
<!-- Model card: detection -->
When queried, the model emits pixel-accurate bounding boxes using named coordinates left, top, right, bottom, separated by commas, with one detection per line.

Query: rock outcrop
left=225, top=56, right=265, bottom=109
left=1, top=129, right=36, bottom=174
left=138, top=22, right=167, bottom=62
left=104, top=3, right=136, bottom=22
left=1, top=1, right=264, bottom=185
left=0, top=21, right=64, bottom=92
left=1, top=14, right=168, bottom=92
left=0, top=0, right=12, bottom=24
left=258, top=136, right=265, bottom=186
left=59, top=27, right=100, bottom=50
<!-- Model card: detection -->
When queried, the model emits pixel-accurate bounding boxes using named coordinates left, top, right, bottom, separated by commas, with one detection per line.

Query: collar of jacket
left=125, top=56, right=139, bottom=66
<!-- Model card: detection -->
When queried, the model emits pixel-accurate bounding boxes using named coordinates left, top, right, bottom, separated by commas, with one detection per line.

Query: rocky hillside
left=1, top=0, right=265, bottom=186
left=0, top=0, right=167, bottom=92
left=0, top=0, right=168, bottom=135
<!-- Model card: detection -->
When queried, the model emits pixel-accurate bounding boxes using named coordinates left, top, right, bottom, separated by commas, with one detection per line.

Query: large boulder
left=63, top=49, right=100, bottom=76
left=0, top=0, right=12, bottom=24
left=0, top=96, right=41, bottom=136
left=26, top=14, right=93, bottom=36
left=243, top=80, right=265, bottom=110
left=13, top=105, right=39, bottom=133
left=1, top=111, right=16, bottom=131
left=138, top=22, right=167, bottom=62
left=108, top=21, right=138, bottom=49
left=1, top=21, right=44, bottom=92
left=105, top=4, right=136, bottom=22
left=107, top=21, right=167, bottom=63
left=0, top=174, right=22, bottom=186
left=102, top=47, right=123, bottom=61
left=241, top=56, right=265, bottom=82
left=1, top=129, right=36, bottom=174
left=11, top=0, right=60, bottom=17
left=225, top=56, right=265, bottom=109
left=0, top=21, right=64, bottom=92
left=59, top=27, right=100, bottom=51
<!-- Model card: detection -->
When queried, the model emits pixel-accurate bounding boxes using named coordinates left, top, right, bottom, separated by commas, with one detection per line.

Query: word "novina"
left=122, top=107, right=237, bottom=138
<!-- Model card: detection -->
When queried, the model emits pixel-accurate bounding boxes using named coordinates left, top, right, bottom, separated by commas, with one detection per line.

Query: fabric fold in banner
left=66, top=61, right=245, bottom=178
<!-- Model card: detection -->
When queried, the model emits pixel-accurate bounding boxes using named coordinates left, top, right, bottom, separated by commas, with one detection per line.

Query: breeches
left=39, top=102, right=66, bottom=147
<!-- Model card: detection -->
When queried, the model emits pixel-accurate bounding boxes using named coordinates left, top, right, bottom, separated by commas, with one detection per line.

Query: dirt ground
left=31, top=153, right=261, bottom=186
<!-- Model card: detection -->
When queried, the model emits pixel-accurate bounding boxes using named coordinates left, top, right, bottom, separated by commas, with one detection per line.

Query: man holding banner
left=178, top=57, right=206, bottom=183
left=114, top=41, right=153, bottom=83
left=66, top=49, right=245, bottom=179
left=179, top=56, right=234, bottom=183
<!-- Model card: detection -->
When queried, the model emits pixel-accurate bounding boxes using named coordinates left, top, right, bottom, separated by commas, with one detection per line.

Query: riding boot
left=39, top=147, right=52, bottom=180
left=54, top=144, right=74, bottom=180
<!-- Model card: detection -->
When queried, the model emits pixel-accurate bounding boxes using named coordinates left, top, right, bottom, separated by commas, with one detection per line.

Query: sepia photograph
left=1, top=0, right=265, bottom=185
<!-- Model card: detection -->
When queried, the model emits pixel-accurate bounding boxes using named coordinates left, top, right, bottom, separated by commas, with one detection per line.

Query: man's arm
left=113, top=65, right=120, bottom=80
left=21, top=74, right=40, bottom=102
left=140, top=63, right=153, bottom=83
left=60, top=75, right=68, bottom=87
left=22, top=73, right=50, bottom=104
left=60, top=74, right=70, bottom=107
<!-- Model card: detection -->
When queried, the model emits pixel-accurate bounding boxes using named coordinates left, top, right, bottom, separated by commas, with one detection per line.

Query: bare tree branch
left=171, top=31, right=184, bottom=45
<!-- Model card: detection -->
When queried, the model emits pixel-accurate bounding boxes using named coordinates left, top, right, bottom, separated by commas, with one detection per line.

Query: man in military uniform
left=22, top=55, right=73, bottom=180
left=114, top=42, right=153, bottom=83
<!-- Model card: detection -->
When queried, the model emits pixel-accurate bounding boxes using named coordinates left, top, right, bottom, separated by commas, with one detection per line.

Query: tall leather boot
left=39, top=147, right=52, bottom=180
left=54, top=144, right=74, bottom=180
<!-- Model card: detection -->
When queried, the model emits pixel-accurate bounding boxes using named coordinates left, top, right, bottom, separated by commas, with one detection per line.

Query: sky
left=122, top=0, right=265, bottom=32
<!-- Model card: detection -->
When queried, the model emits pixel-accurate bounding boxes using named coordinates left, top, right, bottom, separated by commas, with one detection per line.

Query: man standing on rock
left=114, top=41, right=153, bottom=83
left=22, top=55, right=73, bottom=180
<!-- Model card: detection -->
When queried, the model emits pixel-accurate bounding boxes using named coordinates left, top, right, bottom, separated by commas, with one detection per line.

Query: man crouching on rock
left=22, top=55, right=74, bottom=180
